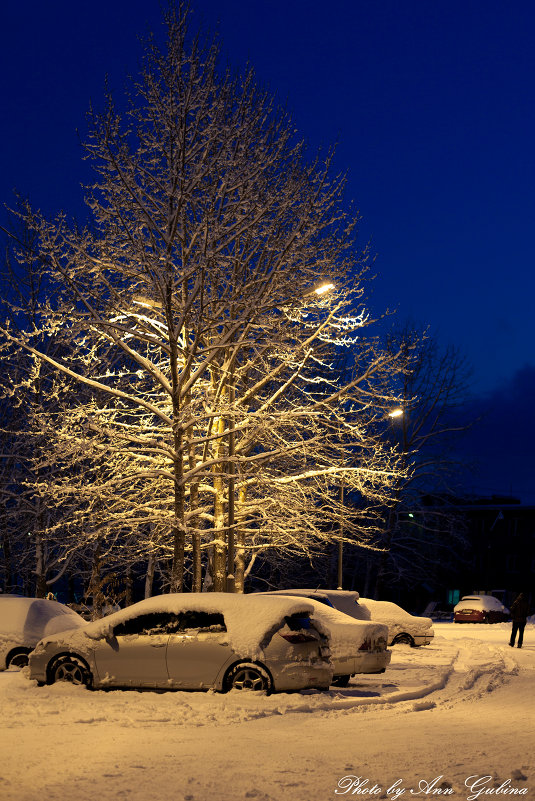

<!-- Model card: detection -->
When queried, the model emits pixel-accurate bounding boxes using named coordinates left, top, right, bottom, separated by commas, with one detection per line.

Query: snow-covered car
left=263, top=589, right=434, bottom=647
left=28, top=593, right=333, bottom=693
left=453, top=595, right=509, bottom=624
left=257, top=592, right=390, bottom=685
left=0, top=595, right=87, bottom=669
left=355, top=598, right=434, bottom=647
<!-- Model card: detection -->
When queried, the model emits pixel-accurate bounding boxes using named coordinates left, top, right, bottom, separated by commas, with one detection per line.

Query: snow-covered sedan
left=356, top=598, right=434, bottom=647
left=453, top=595, right=509, bottom=624
left=257, top=592, right=391, bottom=685
left=0, top=595, right=87, bottom=669
left=28, top=593, right=333, bottom=693
left=264, top=589, right=434, bottom=647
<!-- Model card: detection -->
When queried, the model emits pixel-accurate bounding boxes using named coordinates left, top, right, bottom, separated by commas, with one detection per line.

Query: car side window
left=113, top=612, right=179, bottom=637
left=177, top=611, right=226, bottom=633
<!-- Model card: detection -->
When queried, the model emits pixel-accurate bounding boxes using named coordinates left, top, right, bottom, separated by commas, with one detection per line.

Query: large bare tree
left=1, top=6, right=405, bottom=595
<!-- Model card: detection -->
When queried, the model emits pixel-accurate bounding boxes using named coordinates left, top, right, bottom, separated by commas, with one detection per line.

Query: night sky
left=1, top=1, right=533, bottom=500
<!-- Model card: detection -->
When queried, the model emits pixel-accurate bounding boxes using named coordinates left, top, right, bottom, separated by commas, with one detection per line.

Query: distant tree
left=361, top=324, right=474, bottom=598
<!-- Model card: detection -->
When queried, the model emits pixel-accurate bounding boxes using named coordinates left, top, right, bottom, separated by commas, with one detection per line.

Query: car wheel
left=224, top=662, right=272, bottom=693
left=332, top=674, right=351, bottom=687
left=7, top=649, right=30, bottom=668
left=392, top=633, right=415, bottom=646
left=48, top=655, right=92, bottom=687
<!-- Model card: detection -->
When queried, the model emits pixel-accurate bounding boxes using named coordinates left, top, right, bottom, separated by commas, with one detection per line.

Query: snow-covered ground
left=1, top=622, right=533, bottom=801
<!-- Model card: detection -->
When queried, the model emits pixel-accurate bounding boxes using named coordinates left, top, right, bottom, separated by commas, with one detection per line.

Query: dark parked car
left=453, top=595, right=509, bottom=623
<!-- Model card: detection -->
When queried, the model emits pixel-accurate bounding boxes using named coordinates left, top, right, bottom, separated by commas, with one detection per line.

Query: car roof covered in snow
left=0, top=596, right=87, bottom=647
left=259, top=588, right=361, bottom=617
left=454, top=595, right=508, bottom=612
left=260, top=590, right=433, bottom=635
left=357, top=598, right=433, bottom=632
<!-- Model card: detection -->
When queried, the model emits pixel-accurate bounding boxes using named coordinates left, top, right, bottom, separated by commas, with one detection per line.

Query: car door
left=166, top=611, right=231, bottom=689
left=93, top=612, right=177, bottom=687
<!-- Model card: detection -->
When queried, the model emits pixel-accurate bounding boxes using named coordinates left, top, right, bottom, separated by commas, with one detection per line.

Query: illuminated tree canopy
left=0, top=7, right=406, bottom=597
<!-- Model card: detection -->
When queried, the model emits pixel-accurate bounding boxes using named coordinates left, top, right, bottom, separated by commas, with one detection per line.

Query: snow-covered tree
left=0, top=220, right=80, bottom=596
left=1, top=6, right=406, bottom=595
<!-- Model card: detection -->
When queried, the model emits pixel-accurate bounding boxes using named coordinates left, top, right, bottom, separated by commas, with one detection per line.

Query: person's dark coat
left=510, top=593, right=529, bottom=622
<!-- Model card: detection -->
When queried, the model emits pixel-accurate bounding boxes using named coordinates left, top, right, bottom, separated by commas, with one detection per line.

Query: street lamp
left=337, top=477, right=344, bottom=590
left=336, top=407, right=404, bottom=590
left=314, top=282, right=335, bottom=295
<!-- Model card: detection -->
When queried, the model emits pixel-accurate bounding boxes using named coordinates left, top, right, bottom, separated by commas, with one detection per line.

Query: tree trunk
left=188, top=435, right=202, bottom=592
left=2, top=530, right=14, bottom=594
left=170, top=425, right=185, bottom=593
left=144, top=553, right=156, bottom=599
left=212, top=415, right=227, bottom=591
left=234, top=486, right=247, bottom=593
left=34, top=535, right=47, bottom=598
left=89, top=538, right=103, bottom=619
left=125, top=564, right=134, bottom=606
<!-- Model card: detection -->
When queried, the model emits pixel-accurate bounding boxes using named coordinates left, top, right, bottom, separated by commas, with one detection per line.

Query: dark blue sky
left=1, top=1, right=533, bottom=499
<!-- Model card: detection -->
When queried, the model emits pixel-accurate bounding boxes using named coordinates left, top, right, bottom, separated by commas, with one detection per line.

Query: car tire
left=224, top=662, right=273, bottom=693
left=392, top=633, right=415, bottom=647
left=47, top=654, right=92, bottom=687
left=332, top=674, right=351, bottom=687
left=7, top=649, right=31, bottom=668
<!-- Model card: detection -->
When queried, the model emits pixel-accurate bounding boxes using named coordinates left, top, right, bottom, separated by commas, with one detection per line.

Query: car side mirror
left=104, top=630, right=119, bottom=651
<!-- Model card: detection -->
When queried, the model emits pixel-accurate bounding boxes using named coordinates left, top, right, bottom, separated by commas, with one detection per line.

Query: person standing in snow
left=509, top=592, right=529, bottom=648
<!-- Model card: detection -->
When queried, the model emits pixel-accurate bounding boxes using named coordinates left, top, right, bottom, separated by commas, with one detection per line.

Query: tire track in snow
left=0, top=637, right=524, bottom=727
left=405, top=637, right=520, bottom=713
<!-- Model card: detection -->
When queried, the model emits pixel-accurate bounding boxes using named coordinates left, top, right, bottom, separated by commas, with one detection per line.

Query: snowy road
left=1, top=622, right=533, bottom=801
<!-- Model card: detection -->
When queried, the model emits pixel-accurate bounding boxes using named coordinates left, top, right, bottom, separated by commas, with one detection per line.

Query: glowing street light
left=314, top=282, right=335, bottom=295
left=388, top=408, right=404, bottom=419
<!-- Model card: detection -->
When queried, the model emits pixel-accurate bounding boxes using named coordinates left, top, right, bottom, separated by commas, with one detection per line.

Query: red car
left=453, top=595, right=509, bottom=623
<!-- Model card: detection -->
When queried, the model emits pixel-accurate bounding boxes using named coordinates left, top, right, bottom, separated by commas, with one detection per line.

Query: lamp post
left=227, top=280, right=336, bottom=592
left=308, top=282, right=342, bottom=586
left=337, top=477, right=344, bottom=590
left=374, top=406, right=405, bottom=598
left=226, top=375, right=236, bottom=593
left=336, top=407, right=404, bottom=592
